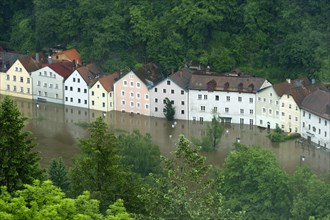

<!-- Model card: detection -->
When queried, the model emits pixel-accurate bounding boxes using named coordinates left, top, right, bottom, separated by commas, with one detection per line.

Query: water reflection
left=2, top=95, right=329, bottom=175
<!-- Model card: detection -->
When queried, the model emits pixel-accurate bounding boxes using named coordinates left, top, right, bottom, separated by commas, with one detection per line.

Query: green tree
left=118, top=130, right=161, bottom=177
left=290, top=167, right=330, bottom=219
left=0, top=96, right=44, bottom=192
left=138, top=135, right=243, bottom=220
left=163, top=97, right=175, bottom=121
left=222, top=144, right=291, bottom=219
left=69, top=117, right=144, bottom=213
left=48, top=157, right=69, bottom=193
left=0, top=180, right=133, bottom=219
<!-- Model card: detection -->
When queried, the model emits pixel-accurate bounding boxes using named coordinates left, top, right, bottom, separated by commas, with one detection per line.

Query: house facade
left=64, top=65, right=101, bottom=108
left=150, top=68, right=192, bottom=120
left=300, top=89, right=330, bottom=149
left=89, top=72, right=119, bottom=112
left=51, top=48, right=82, bottom=66
left=0, top=57, right=40, bottom=99
left=114, top=70, right=151, bottom=116
left=31, top=61, right=74, bottom=104
left=256, top=86, right=281, bottom=129
left=188, top=70, right=271, bottom=124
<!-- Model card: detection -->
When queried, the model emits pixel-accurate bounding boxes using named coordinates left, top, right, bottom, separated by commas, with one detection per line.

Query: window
left=84, top=100, right=87, bottom=104
left=198, top=94, right=202, bottom=100
left=102, top=103, right=105, bottom=107
left=276, top=101, right=279, bottom=105
left=38, top=81, right=41, bottom=86
left=225, top=107, right=229, bottom=113
left=303, top=122, right=305, bottom=128
left=122, top=100, right=125, bottom=105
left=249, top=98, right=253, bottom=103
left=13, top=76, right=16, bottom=81
left=70, top=87, right=73, bottom=91
left=65, top=97, right=68, bottom=101
left=269, top=109, right=272, bottom=115
left=84, top=89, right=87, bottom=93
left=250, top=109, right=253, bottom=114
left=289, top=115, right=291, bottom=119
left=270, top=92, right=272, bottom=97
left=319, top=129, right=321, bottom=134
left=214, top=107, right=217, bottom=112
left=78, top=99, right=81, bottom=103
left=49, top=84, right=53, bottom=88
left=155, top=98, right=158, bottom=103
left=70, top=98, right=73, bottom=102
left=20, top=77, right=23, bottom=82
left=312, top=127, right=316, bottom=132
left=181, top=110, right=184, bottom=114
left=309, top=114, right=311, bottom=119
left=130, top=81, right=134, bottom=87
left=130, top=92, right=134, bottom=97
left=129, top=74, right=133, bottom=79
left=136, top=82, right=140, bottom=87
left=55, top=84, right=58, bottom=89
left=77, top=78, right=80, bottom=83
left=44, top=83, right=47, bottom=87
left=226, top=96, right=230, bottom=101
left=171, top=89, right=174, bottom=94
left=201, top=106, right=205, bottom=111
left=154, top=88, right=158, bottom=92
left=204, top=95, right=207, bottom=100
left=263, top=108, right=266, bottom=113
left=102, top=93, right=105, bottom=97
left=136, top=102, right=140, bottom=108
left=145, top=104, right=149, bottom=109
left=145, top=94, right=149, bottom=100
left=258, top=97, right=261, bottom=101
left=181, top=90, right=184, bottom=95
left=282, top=103, right=284, bottom=107
left=92, top=101, right=95, bottom=106
left=167, top=80, right=171, bottom=85
left=325, top=131, right=327, bottom=137
left=92, top=91, right=94, bottom=96
left=295, top=117, right=298, bottom=122
left=319, top=118, right=321, bottom=123
left=240, top=109, right=244, bottom=114
left=276, top=111, right=279, bottom=116
left=124, top=80, right=127, bottom=86
left=27, top=88, right=30, bottom=94
left=163, top=89, right=166, bottom=93
left=325, top=121, right=327, bottom=126
left=38, top=91, right=41, bottom=96
left=20, top=87, right=23, bottom=93
left=171, top=100, right=174, bottom=104
left=6, top=75, right=9, bottom=80
left=269, top=99, right=272, bottom=104
left=97, top=84, right=100, bottom=88
left=263, top=98, right=266, bottom=102
left=282, top=112, right=285, bottom=116
left=136, top=93, right=140, bottom=99
left=289, top=104, right=292, bottom=109
left=73, top=78, right=76, bottom=82
left=65, top=86, right=68, bottom=90
left=308, top=124, right=311, bottom=130
left=238, top=97, right=242, bottom=102
left=181, top=101, right=184, bottom=105
left=155, top=107, right=158, bottom=112
left=129, top=101, right=133, bottom=107
left=121, top=91, right=125, bottom=96
left=215, top=95, right=219, bottom=101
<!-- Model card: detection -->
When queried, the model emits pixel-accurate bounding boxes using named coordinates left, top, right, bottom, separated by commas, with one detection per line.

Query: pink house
left=114, top=64, right=161, bottom=116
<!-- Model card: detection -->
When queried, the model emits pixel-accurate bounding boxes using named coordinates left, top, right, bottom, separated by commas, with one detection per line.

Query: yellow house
left=0, top=57, right=41, bottom=99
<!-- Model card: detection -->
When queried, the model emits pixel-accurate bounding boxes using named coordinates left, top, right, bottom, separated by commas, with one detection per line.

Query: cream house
left=89, top=72, right=119, bottom=111
left=0, top=57, right=41, bottom=99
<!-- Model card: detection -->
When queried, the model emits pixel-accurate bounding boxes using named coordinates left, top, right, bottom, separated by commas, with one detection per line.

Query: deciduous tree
left=163, top=97, right=175, bottom=121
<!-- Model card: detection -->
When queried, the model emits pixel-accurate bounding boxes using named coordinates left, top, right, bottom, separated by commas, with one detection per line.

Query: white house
left=300, top=89, right=330, bottom=149
left=150, top=68, right=192, bottom=120
left=256, top=85, right=281, bottom=129
left=64, top=64, right=102, bottom=108
left=31, top=61, right=74, bottom=104
left=188, top=69, right=271, bottom=124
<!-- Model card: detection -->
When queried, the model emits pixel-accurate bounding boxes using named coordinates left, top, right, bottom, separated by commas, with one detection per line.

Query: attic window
left=238, top=83, right=243, bottom=91
left=207, top=79, right=216, bottom=91
left=248, top=83, right=254, bottom=91
left=224, top=82, right=229, bottom=90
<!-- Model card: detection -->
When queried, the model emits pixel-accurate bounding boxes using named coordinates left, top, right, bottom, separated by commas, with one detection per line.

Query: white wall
left=64, top=70, right=89, bottom=108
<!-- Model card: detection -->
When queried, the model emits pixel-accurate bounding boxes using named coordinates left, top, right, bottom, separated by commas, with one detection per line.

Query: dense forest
left=0, top=0, right=329, bottom=82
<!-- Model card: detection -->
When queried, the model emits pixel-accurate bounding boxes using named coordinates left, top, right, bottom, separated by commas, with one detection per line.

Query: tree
left=0, top=180, right=133, bottom=219
left=48, top=157, right=69, bottom=193
left=222, top=144, right=291, bottom=219
left=138, top=135, right=243, bottom=219
left=69, top=117, right=144, bottom=213
left=0, top=96, right=44, bottom=192
left=289, top=167, right=330, bottom=219
left=117, top=130, right=162, bottom=177
left=163, top=97, right=175, bottom=121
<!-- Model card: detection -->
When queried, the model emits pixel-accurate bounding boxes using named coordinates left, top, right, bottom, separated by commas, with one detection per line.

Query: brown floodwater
left=5, top=96, right=330, bottom=175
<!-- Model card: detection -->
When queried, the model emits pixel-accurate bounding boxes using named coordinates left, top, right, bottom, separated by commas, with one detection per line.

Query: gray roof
left=301, top=89, right=330, bottom=120
left=168, top=68, right=192, bottom=89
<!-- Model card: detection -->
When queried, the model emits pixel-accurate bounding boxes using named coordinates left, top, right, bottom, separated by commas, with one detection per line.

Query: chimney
left=179, top=71, right=183, bottom=78
left=311, top=78, right=315, bottom=84
left=48, top=55, right=52, bottom=64
left=36, top=53, right=40, bottom=62
left=286, top=78, right=291, bottom=84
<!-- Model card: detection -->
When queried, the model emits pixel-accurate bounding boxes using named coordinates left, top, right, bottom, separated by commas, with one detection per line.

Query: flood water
left=5, top=96, right=330, bottom=175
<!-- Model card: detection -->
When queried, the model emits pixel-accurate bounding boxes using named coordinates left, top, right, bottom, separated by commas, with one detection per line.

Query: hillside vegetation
left=1, top=0, right=329, bottom=82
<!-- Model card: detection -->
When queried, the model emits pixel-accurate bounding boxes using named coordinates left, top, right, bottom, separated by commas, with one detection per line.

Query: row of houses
left=0, top=52, right=329, bottom=149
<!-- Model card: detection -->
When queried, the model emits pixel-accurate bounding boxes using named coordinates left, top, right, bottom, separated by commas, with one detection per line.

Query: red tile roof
left=98, top=72, right=120, bottom=92
left=53, top=48, right=81, bottom=65
left=47, top=61, right=75, bottom=79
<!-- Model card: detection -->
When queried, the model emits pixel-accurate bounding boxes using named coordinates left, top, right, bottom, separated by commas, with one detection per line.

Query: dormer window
left=248, top=83, right=254, bottom=91
left=224, top=82, right=229, bottom=90
left=207, top=79, right=216, bottom=91
left=238, top=82, right=243, bottom=91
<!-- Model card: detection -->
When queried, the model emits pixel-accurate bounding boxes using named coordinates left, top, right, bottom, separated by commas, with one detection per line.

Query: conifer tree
left=0, top=96, right=43, bottom=192
left=48, top=157, right=69, bottom=193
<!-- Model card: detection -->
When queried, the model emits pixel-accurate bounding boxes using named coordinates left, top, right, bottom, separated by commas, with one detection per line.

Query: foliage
left=69, top=117, right=144, bottom=213
left=138, top=135, right=243, bottom=220
left=163, top=97, right=175, bottom=121
left=222, top=143, right=291, bottom=219
left=289, top=167, right=330, bottom=219
left=48, top=157, right=70, bottom=193
left=269, top=128, right=300, bottom=142
left=117, top=130, right=162, bottom=177
left=0, top=180, right=133, bottom=219
left=0, top=96, right=44, bottom=192
left=196, top=114, right=224, bottom=151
